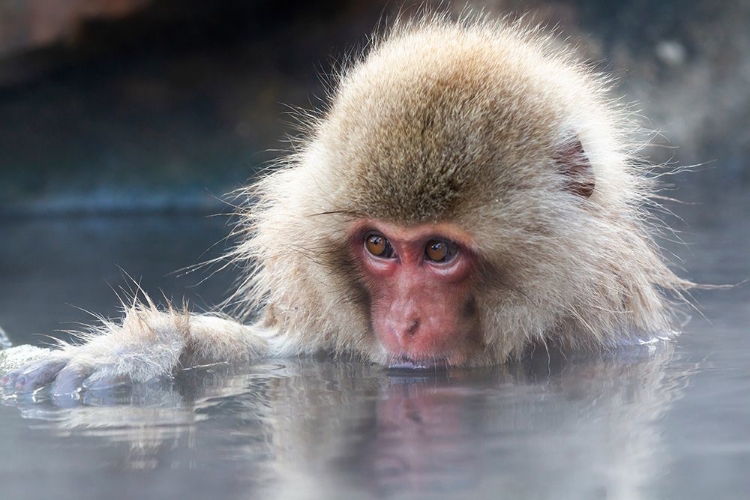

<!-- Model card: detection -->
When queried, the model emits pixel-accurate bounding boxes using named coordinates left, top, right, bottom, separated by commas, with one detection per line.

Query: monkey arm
left=1, top=304, right=282, bottom=396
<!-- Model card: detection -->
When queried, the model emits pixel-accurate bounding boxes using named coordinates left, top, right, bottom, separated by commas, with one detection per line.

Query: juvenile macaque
left=1, top=15, right=690, bottom=394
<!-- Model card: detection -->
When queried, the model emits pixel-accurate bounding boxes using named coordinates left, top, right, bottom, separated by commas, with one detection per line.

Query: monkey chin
left=386, top=356, right=451, bottom=372
left=384, top=349, right=471, bottom=372
left=381, top=342, right=502, bottom=372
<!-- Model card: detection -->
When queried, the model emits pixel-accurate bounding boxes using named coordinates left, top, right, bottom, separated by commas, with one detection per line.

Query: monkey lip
left=387, top=356, right=450, bottom=372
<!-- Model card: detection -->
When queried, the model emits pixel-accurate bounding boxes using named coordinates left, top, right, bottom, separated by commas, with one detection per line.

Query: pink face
left=352, top=221, right=480, bottom=369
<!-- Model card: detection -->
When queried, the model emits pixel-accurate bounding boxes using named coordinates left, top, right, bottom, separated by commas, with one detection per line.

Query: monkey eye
left=425, top=239, right=459, bottom=263
left=365, top=233, right=395, bottom=259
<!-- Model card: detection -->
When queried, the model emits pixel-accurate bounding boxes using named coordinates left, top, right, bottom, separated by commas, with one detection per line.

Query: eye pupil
left=365, top=233, right=393, bottom=258
left=425, top=240, right=457, bottom=263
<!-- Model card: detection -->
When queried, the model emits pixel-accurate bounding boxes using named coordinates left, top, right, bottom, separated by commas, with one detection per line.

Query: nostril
left=405, top=319, right=420, bottom=336
left=384, top=316, right=421, bottom=344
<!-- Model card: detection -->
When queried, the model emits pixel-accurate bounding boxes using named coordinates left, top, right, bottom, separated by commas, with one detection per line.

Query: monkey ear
left=553, top=139, right=595, bottom=198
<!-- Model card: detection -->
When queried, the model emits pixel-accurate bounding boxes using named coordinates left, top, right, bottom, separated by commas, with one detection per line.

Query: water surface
left=0, top=200, right=748, bottom=500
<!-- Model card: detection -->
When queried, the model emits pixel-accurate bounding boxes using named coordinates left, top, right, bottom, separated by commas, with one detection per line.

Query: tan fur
left=233, top=16, right=689, bottom=366
left=1, top=14, right=690, bottom=392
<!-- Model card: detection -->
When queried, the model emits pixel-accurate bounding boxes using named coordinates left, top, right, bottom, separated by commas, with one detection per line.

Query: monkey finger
left=51, top=363, right=93, bottom=396
left=8, top=357, right=70, bottom=393
left=1, top=371, right=20, bottom=389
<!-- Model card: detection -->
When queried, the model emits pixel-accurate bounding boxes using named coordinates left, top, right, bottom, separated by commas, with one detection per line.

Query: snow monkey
left=1, top=15, right=690, bottom=395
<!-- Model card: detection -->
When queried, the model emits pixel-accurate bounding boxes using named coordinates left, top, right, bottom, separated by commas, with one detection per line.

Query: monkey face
left=350, top=220, right=482, bottom=369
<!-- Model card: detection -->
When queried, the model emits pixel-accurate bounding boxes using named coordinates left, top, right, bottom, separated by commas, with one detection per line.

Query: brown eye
left=365, top=233, right=394, bottom=258
left=425, top=239, right=458, bottom=263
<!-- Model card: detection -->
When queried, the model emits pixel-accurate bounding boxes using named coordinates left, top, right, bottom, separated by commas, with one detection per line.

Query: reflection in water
left=0, top=344, right=694, bottom=499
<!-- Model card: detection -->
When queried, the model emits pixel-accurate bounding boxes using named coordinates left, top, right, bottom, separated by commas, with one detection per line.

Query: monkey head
left=236, top=20, right=686, bottom=369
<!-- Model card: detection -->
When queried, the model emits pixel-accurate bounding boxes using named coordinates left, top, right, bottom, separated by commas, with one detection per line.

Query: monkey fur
left=1, top=15, right=690, bottom=394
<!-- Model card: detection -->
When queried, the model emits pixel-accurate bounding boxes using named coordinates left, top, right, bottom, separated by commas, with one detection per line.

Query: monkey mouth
left=387, top=356, right=450, bottom=372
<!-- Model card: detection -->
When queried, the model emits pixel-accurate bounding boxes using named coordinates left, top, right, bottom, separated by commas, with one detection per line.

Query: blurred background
left=0, top=0, right=748, bottom=215
left=0, top=0, right=748, bottom=340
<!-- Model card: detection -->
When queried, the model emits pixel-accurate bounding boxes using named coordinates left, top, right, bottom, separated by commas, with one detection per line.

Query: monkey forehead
left=314, top=23, right=609, bottom=222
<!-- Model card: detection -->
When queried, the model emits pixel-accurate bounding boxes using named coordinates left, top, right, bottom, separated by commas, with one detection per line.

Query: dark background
left=1, top=0, right=748, bottom=216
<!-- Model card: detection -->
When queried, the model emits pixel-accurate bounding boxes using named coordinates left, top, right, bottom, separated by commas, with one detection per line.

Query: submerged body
left=2, top=16, right=688, bottom=394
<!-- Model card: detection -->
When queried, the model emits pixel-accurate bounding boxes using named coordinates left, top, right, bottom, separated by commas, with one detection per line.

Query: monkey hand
left=1, top=304, right=274, bottom=397
left=1, top=306, right=189, bottom=396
